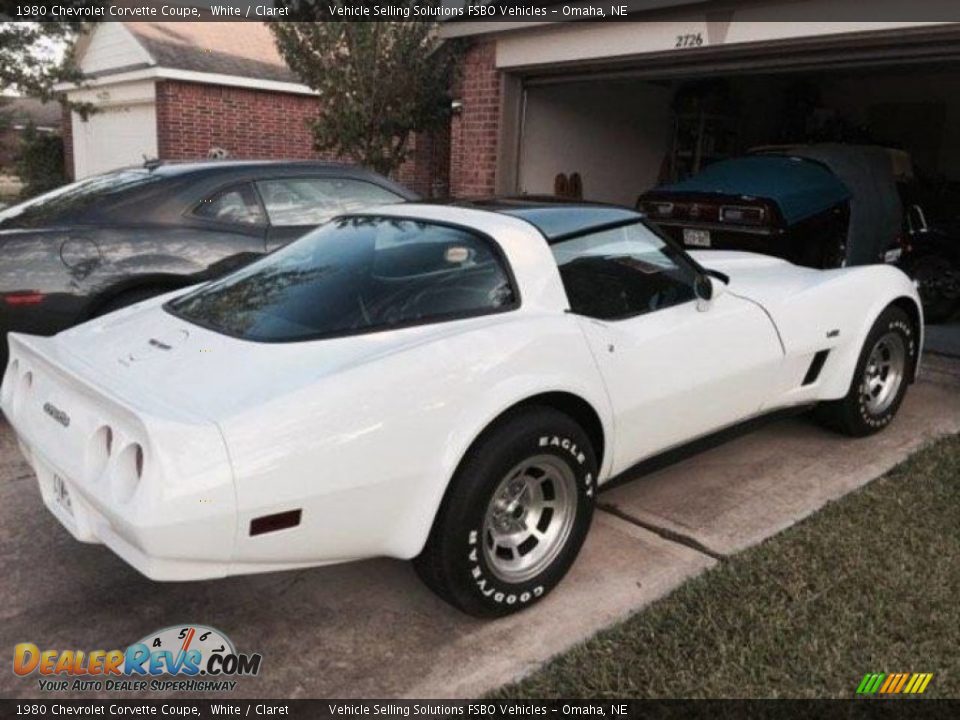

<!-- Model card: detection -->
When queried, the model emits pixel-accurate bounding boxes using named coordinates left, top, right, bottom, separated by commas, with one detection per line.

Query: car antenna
left=143, top=156, right=162, bottom=171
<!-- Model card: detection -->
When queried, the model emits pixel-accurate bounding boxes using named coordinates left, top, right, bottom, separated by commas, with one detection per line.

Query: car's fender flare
left=817, top=291, right=923, bottom=399
left=405, top=385, right=614, bottom=559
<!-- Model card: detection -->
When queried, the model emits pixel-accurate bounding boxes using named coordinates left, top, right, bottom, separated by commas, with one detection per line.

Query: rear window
left=166, top=216, right=517, bottom=342
left=0, top=170, right=164, bottom=228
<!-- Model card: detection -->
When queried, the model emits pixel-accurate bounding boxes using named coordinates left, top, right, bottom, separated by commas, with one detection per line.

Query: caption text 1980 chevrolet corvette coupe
left=1, top=201, right=921, bottom=617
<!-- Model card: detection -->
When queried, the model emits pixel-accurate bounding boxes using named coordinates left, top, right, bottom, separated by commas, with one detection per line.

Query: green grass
left=494, top=434, right=960, bottom=699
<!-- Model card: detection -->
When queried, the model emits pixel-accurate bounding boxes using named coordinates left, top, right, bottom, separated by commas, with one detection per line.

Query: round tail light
left=112, top=442, right=145, bottom=504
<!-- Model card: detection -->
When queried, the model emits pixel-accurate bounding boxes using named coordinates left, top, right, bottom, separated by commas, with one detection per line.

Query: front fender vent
left=802, top=350, right=830, bottom=386
left=250, top=509, right=302, bottom=536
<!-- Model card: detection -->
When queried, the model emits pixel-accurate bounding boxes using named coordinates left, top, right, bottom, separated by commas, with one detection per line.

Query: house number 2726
left=675, top=33, right=704, bottom=48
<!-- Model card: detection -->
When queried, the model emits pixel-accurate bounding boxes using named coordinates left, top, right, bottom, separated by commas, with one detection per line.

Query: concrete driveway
left=2, top=356, right=958, bottom=700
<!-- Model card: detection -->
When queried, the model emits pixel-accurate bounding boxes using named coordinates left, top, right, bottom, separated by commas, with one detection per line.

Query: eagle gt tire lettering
left=414, top=406, right=597, bottom=618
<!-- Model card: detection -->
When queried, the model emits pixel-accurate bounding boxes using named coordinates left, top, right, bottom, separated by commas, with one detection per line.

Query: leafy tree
left=270, top=9, right=460, bottom=176
left=15, top=124, right=66, bottom=199
left=0, top=9, right=99, bottom=195
left=0, top=10, right=98, bottom=115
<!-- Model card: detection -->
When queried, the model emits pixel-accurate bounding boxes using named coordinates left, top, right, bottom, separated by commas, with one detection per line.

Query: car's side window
left=193, top=184, right=265, bottom=226
left=552, top=221, right=698, bottom=320
left=256, top=177, right=403, bottom=227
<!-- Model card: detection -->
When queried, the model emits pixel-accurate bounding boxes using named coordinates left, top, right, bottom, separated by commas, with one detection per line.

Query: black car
left=896, top=185, right=960, bottom=323
left=0, top=161, right=416, bottom=357
left=638, top=144, right=904, bottom=271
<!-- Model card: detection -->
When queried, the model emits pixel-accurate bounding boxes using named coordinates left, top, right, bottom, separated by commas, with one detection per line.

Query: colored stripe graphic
left=857, top=673, right=886, bottom=694
left=858, top=672, right=934, bottom=695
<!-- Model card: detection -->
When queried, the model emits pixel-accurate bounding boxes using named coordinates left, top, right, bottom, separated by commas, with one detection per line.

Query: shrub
left=15, top=124, right=66, bottom=199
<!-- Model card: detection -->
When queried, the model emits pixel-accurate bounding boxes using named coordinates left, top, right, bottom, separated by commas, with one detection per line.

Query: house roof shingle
left=124, top=22, right=299, bottom=84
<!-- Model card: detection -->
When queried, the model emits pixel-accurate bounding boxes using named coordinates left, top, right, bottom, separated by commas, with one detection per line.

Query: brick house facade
left=153, top=81, right=328, bottom=162
left=151, top=79, right=449, bottom=196
left=449, top=40, right=499, bottom=198
left=61, top=22, right=448, bottom=197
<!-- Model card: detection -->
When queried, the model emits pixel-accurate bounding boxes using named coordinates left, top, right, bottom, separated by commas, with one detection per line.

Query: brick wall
left=155, top=80, right=330, bottom=162
left=154, top=79, right=446, bottom=197
left=396, top=125, right=451, bottom=198
left=450, top=40, right=500, bottom=198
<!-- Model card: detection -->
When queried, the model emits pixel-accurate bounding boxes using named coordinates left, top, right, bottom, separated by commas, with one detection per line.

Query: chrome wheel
left=861, top=332, right=906, bottom=416
left=481, top=455, right=578, bottom=584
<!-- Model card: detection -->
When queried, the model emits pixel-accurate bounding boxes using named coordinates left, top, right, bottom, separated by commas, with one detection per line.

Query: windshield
left=166, top=216, right=518, bottom=342
left=0, top=169, right=165, bottom=228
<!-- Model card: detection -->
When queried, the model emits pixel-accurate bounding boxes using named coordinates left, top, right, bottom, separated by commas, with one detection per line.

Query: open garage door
left=516, top=59, right=960, bottom=211
left=512, top=24, right=960, bottom=207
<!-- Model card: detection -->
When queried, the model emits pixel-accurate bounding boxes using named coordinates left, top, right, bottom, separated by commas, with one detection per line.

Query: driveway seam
left=597, top=502, right=726, bottom=561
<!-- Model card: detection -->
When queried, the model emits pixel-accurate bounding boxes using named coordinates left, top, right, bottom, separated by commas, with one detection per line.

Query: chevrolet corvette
left=1, top=200, right=922, bottom=617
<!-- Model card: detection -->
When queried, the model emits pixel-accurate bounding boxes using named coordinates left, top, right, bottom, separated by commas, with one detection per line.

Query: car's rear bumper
left=15, top=429, right=234, bottom=581
left=2, top=332, right=238, bottom=581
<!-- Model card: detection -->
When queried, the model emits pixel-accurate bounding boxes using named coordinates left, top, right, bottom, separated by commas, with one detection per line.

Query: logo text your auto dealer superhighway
left=13, top=625, right=262, bottom=693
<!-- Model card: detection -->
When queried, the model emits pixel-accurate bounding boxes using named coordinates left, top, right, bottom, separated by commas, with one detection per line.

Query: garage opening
left=515, top=56, right=960, bottom=334
left=517, top=62, right=960, bottom=212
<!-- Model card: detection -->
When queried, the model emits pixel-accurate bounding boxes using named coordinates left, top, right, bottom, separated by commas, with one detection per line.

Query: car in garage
left=1, top=200, right=922, bottom=617
left=900, top=219, right=960, bottom=323
left=638, top=144, right=904, bottom=271
left=896, top=181, right=960, bottom=323
left=0, top=160, right=416, bottom=365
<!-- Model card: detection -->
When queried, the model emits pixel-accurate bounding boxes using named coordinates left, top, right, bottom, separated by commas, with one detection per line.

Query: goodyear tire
left=816, top=306, right=917, bottom=437
left=414, top=407, right=597, bottom=618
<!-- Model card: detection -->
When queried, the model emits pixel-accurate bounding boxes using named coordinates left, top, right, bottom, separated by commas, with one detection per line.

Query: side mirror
left=695, top=274, right=726, bottom=312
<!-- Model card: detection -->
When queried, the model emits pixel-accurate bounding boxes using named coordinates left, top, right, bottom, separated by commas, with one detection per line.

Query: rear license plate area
left=683, top=228, right=712, bottom=247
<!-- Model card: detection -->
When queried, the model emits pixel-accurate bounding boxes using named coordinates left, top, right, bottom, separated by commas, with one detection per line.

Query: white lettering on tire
left=539, top=435, right=586, bottom=464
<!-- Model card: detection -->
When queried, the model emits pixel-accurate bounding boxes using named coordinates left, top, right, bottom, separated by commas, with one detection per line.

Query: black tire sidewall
left=850, top=307, right=917, bottom=432
left=439, top=409, right=597, bottom=616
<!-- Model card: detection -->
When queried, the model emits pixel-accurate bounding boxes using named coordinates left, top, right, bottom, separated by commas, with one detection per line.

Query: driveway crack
left=598, top=502, right=726, bottom=561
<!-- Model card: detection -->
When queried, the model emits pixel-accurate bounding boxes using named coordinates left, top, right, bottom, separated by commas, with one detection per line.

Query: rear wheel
left=816, top=306, right=917, bottom=436
left=414, top=407, right=597, bottom=617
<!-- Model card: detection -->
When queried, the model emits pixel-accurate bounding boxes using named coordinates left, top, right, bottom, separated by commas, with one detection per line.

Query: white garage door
left=73, top=103, right=158, bottom=179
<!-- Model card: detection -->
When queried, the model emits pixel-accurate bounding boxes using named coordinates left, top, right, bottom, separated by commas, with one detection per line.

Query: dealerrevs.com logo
left=13, top=625, right=262, bottom=693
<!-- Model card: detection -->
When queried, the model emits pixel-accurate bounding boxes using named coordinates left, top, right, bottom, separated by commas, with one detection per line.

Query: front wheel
left=414, top=407, right=597, bottom=618
left=816, top=306, right=917, bottom=437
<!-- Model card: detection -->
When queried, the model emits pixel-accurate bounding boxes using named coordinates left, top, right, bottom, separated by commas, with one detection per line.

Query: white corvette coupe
left=2, top=201, right=921, bottom=617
